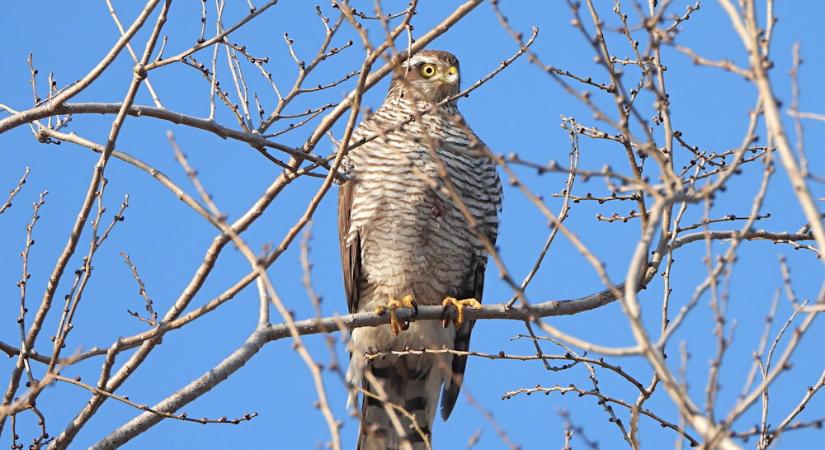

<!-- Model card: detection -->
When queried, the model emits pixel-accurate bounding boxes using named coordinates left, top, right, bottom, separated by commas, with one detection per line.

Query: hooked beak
left=437, top=72, right=459, bottom=86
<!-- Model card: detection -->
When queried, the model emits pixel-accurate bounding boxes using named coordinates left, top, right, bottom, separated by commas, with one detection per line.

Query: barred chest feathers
left=345, top=101, right=497, bottom=306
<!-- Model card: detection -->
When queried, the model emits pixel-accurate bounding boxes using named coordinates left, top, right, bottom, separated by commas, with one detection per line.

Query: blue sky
left=1, top=1, right=823, bottom=449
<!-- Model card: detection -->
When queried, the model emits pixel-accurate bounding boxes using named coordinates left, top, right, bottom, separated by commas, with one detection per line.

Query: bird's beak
left=438, top=72, right=459, bottom=86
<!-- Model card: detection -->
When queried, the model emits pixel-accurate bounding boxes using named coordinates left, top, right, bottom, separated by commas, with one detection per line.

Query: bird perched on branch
left=338, top=50, right=502, bottom=450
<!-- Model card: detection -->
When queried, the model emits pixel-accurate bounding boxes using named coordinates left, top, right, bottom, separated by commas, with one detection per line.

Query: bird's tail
left=357, top=362, right=437, bottom=450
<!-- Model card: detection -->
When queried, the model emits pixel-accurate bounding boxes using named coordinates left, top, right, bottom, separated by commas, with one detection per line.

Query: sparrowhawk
left=338, top=50, right=502, bottom=450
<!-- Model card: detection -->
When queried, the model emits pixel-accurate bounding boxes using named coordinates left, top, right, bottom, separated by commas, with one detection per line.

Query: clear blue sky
left=1, top=1, right=823, bottom=449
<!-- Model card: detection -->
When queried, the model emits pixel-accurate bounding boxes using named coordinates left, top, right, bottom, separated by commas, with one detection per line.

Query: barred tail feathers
left=357, top=363, right=438, bottom=450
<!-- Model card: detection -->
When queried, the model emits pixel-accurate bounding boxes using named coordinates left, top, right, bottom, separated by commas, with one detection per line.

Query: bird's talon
left=382, top=295, right=417, bottom=336
left=442, top=297, right=481, bottom=328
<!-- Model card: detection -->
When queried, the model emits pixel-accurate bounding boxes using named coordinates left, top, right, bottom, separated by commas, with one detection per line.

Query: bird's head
left=390, top=50, right=460, bottom=104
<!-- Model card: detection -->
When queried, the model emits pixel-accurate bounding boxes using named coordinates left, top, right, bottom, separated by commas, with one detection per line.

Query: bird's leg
left=375, top=294, right=417, bottom=335
left=441, top=297, right=482, bottom=328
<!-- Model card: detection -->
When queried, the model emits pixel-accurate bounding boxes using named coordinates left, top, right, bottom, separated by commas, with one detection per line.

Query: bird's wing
left=440, top=252, right=488, bottom=421
left=338, top=175, right=361, bottom=315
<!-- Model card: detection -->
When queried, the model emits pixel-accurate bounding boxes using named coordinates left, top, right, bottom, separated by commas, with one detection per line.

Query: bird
left=338, top=50, right=502, bottom=450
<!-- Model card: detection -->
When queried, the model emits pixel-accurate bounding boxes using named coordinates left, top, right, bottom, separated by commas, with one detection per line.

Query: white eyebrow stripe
left=405, top=55, right=440, bottom=67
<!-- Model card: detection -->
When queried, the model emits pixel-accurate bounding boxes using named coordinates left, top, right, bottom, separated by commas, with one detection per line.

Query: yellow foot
left=375, top=294, right=417, bottom=335
left=441, top=297, right=481, bottom=328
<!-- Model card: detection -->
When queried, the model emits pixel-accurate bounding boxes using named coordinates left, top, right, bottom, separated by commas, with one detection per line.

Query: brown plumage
left=338, top=50, right=502, bottom=450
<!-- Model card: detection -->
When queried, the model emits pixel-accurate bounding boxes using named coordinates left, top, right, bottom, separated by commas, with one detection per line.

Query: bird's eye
left=419, top=64, right=437, bottom=78
left=448, top=66, right=458, bottom=76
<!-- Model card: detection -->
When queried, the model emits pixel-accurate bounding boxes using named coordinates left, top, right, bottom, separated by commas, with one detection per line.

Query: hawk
left=338, top=50, right=502, bottom=450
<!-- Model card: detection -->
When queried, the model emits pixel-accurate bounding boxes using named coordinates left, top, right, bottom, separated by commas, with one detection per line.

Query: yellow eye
left=448, top=66, right=458, bottom=76
left=419, top=63, right=437, bottom=78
